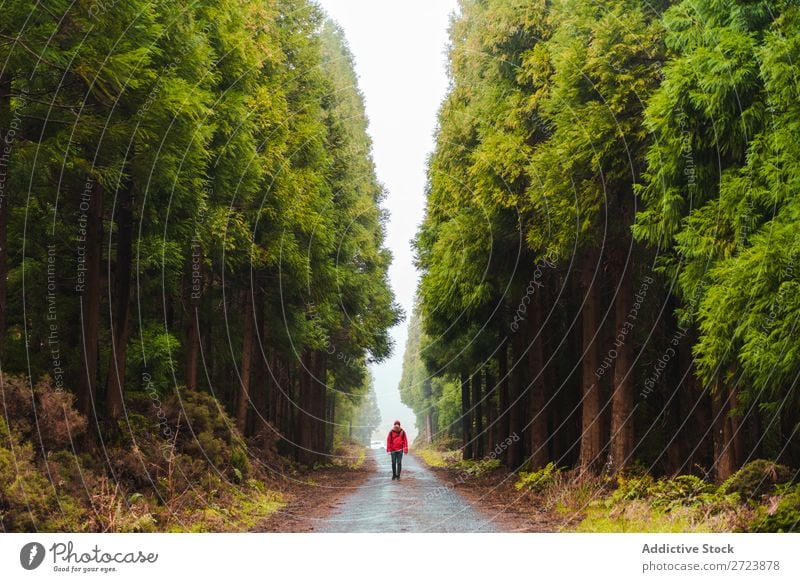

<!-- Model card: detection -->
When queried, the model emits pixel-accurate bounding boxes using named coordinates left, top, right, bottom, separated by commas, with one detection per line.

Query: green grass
left=168, top=485, right=284, bottom=532
left=415, top=446, right=461, bottom=468
left=576, top=501, right=706, bottom=533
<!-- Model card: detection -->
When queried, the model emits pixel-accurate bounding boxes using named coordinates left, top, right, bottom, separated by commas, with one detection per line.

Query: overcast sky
left=315, top=0, right=460, bottom=442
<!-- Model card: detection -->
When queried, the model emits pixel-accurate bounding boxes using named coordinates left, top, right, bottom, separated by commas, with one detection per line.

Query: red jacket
left=386, top=428, right=408, bottom=453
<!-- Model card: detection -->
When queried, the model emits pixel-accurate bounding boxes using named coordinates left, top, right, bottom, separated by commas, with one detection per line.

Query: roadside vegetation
left=416, top=443, right=799, bottom=532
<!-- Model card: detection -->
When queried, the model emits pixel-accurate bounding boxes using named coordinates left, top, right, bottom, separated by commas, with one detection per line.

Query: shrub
left=86, top=477, right=157, bottom=533
left=33, top=377, right=87, bottom=452
left=612, top=474, right=655, bottom=503
left=516, top=462, right=562, bottom=492
left=720, top=459, right=795, bottom=503
left=548, top=472, right=608, bottom=517
left=649, top=475, right=716, bottom=510
left=455, top=457, right=501, bottom=477
left=750, top=484, right=800, bottom=532
left=0, top=374, right=34, bottom=434
left=416, top=446, right=461, bottom=468
left=0, top=417, right=86, bottom=531
left=107, top=388, right=254, bottom=494
left=0, top=374, right=86, bottom=452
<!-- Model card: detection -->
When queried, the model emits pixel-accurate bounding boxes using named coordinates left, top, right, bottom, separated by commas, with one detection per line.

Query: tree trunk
left=278, top=359, right=291, bottom=437
left=471, top=370, right=483, bottom=458
left=236, top=287, right=255, bottom=434
left=422, top=377, right=433, bottom=443
left=509, top=329, right=526, bottom=469
left=315, top=351, right=328, bottom=456
left=283, top=361, right=293, bottom=438
left=105, top=186, right=133, bottom=420
left=610, top=257, right=635, bottom=472
left=485, top=367, right=496, bottom=454
left=77, top=180, right=104, bottom=421
left=528, top=292, right=548, bottom=469
left=327, top=391, right=335, bottom=453
left=729, top=384, right=744, bottom=471
left=779, top=400, right=800, bottom=468
left=425, top=411, right=433, bottom=444
left=579, top=254, right=602, bottom=474
left=498, top=341, right=510, bottom=464
left=460, top=370, right=472, bottom=460
left=184, top=244, right=203, bottom=390
left=712, top=377, right=740, bottom=481
left=251, top=300, right=269, bottom=435
left=268, top=352, right=281, bottom=428
left=0, top=72, right=11, bottom=361
left=664, top=377, right=684, bottom=476
left=297, top=351, right=317, bottom=465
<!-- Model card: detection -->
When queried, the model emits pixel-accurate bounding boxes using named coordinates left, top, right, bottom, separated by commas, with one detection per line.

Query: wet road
left=317, top=449, right=500, bottom=532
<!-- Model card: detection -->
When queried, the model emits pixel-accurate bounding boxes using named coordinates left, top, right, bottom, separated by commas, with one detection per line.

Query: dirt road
left=317, top=449, right=500, bottom=532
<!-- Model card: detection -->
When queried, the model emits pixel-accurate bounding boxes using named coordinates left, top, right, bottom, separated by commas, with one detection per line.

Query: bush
left=455, top=457, right=501, bottom=477
left=415, top=446, right=461, bottom=468
left=0, top=417, right=85, bottom=531
left=0, top=375, right=282, bottom=532
left=750, top=484, right=800, bottom=532
left=516, top=462, right=562, bottom=492
left=0, top=374, right=86, bottom=452
left=105, top=388, right=254, bottom=496
left=0, top=374, right=34, bottom=434
left=720, top=460, right=795, bottom=502
left=612, top=474, right=655, bottom=503
left=34, top=377, right=87, bottom=451
left=649, top=475, right=716, bottom=510
left=86, top=477, right=157, bottom=533
left=161, top=389, right=252, bottom=483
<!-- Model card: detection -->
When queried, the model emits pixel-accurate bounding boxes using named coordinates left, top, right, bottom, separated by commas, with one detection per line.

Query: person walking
left=386, top=420, right=409, bottom=480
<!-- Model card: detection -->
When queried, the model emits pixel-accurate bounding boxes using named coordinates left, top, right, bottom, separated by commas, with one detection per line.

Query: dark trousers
left=391, top=450, right=403, bottom=477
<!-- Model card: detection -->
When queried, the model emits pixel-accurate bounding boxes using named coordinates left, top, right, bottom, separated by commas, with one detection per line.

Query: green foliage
left=127, top=325, right=181, bottom=395
left=611, top=474, right=656, bottom=503
left=648, top=475, right=718, bottom=510
left=456, top=458, right=502, bottom=477
left=406, top=0, right=800, bottom=488
left=613, top=474, right=729, bottom=512
left=749, top=483, right=800, bottom=532
left=1, top=0, right=397, bottom=483
left=720, top=459, right=795, bottom=502
left=415, top=446, right=462, bottom=469
left=635, top=0, right=800, bottom=427
left=516, top=462, right=563, bottom=492
left=574, top=473, right=761, bottom=532
left=578, top=502, right=704, bottom=533
left=163, top=389, right=251, bottom=482
left=0, top=416, right=85, bottom=531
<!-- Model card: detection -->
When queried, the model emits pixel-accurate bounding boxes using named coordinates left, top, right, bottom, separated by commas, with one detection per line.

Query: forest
left=400, top=0, right=800, bottom=525
left=0, top=0, right=394, bottom=531
left=3, top=0, right=800, bottom=534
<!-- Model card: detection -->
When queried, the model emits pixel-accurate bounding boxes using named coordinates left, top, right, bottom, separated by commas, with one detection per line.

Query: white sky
left=315, top=0, right=460, bottom=442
